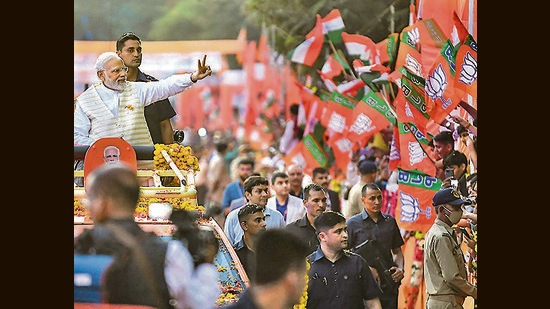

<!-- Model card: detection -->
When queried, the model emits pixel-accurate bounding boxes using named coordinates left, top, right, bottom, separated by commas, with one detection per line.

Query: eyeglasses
left=104, top=66, right=129, bottom=75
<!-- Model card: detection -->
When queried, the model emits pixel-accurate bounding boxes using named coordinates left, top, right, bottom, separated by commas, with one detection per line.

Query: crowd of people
left=74, top=31, right=478, bottom=309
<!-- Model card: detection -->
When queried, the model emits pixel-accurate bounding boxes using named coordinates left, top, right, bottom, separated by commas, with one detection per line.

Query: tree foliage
left=243, top=0, right=410, bottom=57
left=74, top=0, right=260, bottom=41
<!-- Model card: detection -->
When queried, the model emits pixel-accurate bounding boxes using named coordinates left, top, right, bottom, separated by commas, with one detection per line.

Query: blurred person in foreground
left=74, top=163, right=219, bottom=309
left=222, top=229, right=310, bottom=309
left=424, top=188, right=477, bottom=309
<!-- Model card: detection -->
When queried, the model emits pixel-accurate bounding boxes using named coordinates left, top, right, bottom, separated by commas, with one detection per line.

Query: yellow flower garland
left=293, top=259, right=311, bottom=309
left=153, top=143, right=200, bottom=172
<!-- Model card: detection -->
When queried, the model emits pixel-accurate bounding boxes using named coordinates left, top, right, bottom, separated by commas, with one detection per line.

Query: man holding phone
left=442, top=150, right=469, bottom=197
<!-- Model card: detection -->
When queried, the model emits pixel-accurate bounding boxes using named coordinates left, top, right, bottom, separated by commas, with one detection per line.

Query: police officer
left=424, top=188, right=477, bottom=308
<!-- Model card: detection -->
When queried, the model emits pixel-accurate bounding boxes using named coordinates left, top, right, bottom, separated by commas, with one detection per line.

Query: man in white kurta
left=74, top=52, right=212, bottom=146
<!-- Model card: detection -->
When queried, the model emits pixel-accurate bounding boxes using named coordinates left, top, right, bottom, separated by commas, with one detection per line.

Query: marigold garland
left=153, top=143, right=200, bottom=172
left=293, top=259, right=311, bottom=309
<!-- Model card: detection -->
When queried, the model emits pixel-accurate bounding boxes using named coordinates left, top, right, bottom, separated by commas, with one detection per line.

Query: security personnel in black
left=116, top=32, right=177, bottom=145
left=347, top=183, right=405, bottom=309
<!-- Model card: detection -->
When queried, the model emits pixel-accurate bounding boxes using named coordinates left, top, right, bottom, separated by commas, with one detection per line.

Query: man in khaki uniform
left=424, top=188, right=477, bottom=309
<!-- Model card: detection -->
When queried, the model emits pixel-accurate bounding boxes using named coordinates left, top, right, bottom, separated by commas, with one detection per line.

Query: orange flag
left=425, top=40, right=461, bottom=125
left=395, top=168, right=442, bottom=233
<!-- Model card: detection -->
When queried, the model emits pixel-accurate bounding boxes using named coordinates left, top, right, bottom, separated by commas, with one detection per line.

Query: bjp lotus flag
left=388, top=125, right=401, bottom=171
left=395, top=168, right=442, bottom=233
left=450, top=10, right=469, bottom=47
left=394, top=75, right=431, bottom=131
left=425, top=40, right=462, bottom=124
left=346, top=87, right=396, bottom=144
left=454, top=34, right=477, bottom=101
left=320, top=91, right=356, bottom=134
left=395, top=24, right=422, bottom=77
left=417, top=18, right=448, bottom=78
left=396, top=121, right=436, bottom=177
left=284, top=133, right=329, bottom=170
left=326, top=133, right=354, bottom=171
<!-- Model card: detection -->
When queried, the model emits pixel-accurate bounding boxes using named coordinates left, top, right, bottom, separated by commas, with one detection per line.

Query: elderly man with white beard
left=74, top=52, right=212, bottom=147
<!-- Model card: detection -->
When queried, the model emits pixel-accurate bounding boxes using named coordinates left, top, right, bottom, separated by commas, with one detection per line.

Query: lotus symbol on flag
left=406, top=27, right=420, bottom=46
left=408, top=141, right=426, bottom=166
left=426, top=64, right=447, bottom=100
left=389, top=138, right=400, bottom=161
left=458, top=52, right=477, bottom=85
left=405, top=54, right=422, bottom=77
left=399, top=191, right=431, bottom=222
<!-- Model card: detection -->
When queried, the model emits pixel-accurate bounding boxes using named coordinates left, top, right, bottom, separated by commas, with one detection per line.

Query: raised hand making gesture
left=191, top=55, right=213, bottom=82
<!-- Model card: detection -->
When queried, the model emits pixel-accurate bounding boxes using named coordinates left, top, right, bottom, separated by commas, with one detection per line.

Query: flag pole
left=327, top=40, right=357, bottom=79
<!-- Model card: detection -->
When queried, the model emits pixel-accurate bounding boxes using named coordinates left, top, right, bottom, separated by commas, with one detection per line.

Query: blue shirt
left=222, top=181, right=245, bottom=210
left=306, top=247, right=381, bottom=309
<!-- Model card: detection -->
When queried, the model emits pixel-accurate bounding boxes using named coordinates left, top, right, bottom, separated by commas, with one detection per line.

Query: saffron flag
left=346, top=87, right=396, bottom=144
left=417, top=18, right=448, bottom=78
left=425, top=40, right=462, bottom=124
left=376, top=33, right=399, bottom=67
left=326, top=133, right=355, bottom=171
left=395, top=168, right=442, bottom=233
left=454, top=35, right=477, bottom=101
left=284, top=133, right=329, bottom=170
left=394, top=75, right=431, bottom=131
left=257, top=33, right=270, bottom=65
left=396, top=121, right=436, bottom=177
left=395, top=24, right=423, bottom=77
left=450, top=10, right=470, bottom=47
left=290, top=15, right=324, bottom=66
left=235, top=25, right=247, bottom=65
left=388, top=125, right=401, bottom=171
left=320, top=91, right=356, bottom=134
left=352, top=59, right=390, bottom=74
left=321, top=8, right=346, bottom=44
